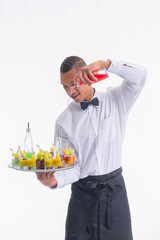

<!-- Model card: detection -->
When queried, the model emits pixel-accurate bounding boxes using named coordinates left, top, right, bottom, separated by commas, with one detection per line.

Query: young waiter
left=36, top=56, right=147, bottom=240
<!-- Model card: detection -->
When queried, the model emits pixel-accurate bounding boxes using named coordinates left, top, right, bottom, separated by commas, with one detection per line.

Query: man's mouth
left=71, top=93, right=80, bottom=99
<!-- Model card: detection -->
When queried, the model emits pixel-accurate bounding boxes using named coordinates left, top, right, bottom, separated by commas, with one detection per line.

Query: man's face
left=60, top=68, right=92, bottom=103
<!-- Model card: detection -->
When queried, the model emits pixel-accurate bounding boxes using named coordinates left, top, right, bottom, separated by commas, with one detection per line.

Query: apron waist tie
left=99, top=181, right=114, bottom=229
left=86, top=180, right=114, bottom=230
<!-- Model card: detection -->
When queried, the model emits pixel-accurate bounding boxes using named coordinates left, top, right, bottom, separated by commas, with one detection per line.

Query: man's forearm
left=99, top=60, right=112, bottom=70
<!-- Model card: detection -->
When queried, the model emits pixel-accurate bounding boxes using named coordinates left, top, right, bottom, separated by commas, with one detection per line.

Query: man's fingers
left=87, top=71, right=98, bottom=81
left=73, top=72, right=85, bottom=84
left=36, top=172, right=46, bottom=180
left=73, top=67, right=98, bottom=86
left=73, top=72, right=83, bottom=85
left=82, top=71, right=94, bottom=84
left=46, top=171, right=55, bottom=180
left=78, top=72, right=86, bottom=84
left=36, top=172, right=55, bottom=180
left=73, top=72, right=79, bottom=82
left=76, top=69, right=98, bottom=85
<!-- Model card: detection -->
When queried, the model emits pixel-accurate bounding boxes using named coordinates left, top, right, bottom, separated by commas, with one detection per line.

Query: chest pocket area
left=98, top=114, right=116, bottom=144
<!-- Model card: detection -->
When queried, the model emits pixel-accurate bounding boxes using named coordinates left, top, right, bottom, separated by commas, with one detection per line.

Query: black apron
left=65, top=167, right=133, bottom=240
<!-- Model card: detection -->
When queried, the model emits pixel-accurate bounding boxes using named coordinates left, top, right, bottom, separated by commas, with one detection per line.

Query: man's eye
left=63, top=85, right=68, bottom=89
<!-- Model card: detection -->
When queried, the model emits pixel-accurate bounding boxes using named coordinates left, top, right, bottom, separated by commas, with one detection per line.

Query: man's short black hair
left=60, top=56, right=86, bottom=73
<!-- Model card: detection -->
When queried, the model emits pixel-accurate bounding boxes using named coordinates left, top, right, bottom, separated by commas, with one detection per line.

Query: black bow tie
left=80, top=97, right=99, bottom=110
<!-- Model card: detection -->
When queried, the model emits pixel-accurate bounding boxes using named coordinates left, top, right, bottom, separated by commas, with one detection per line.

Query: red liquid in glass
left=78, top=73, right=109, bottom=86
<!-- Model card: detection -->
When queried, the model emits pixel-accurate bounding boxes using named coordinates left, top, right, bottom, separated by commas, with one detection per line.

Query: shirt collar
left=90, top=88, right=99, bottom=101
left=72, top=88, right=102, bottom=108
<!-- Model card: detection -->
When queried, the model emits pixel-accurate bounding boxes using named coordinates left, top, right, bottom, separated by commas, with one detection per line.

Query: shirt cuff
left=55, top=172, right=66, bottom=188
left=107, top=59, right=124, bottom=74
left=49, top=172, right=65, bottom=190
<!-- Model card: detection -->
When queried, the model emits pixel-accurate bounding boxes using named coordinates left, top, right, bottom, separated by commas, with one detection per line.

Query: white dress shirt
left=54, top=59, right=147, bottom=189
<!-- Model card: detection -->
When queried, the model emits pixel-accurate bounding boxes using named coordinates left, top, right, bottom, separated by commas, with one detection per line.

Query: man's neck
left=83, top=87, right=95, bottom=102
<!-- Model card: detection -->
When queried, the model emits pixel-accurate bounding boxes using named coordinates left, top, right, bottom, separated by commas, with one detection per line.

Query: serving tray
left=8, top=162, right=77, bottom=172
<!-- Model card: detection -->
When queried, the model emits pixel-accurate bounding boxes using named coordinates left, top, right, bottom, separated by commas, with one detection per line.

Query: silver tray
left=8, top=162, right=77, bottom=172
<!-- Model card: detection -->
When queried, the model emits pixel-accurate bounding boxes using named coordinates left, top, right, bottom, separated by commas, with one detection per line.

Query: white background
left=0, top=0, right=160, bottom=239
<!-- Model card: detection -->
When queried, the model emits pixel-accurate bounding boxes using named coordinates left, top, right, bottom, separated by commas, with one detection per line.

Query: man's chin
left=71, top=93, right=81, bottom=102
left=74, top=98, right=81, bottom=103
